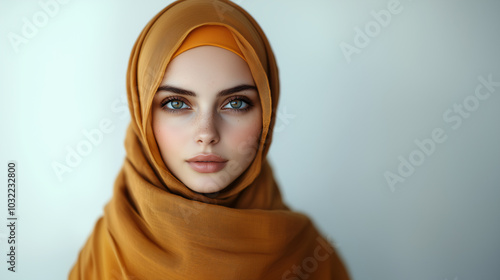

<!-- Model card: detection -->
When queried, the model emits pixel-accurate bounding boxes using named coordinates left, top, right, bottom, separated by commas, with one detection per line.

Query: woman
left=69, top=0, right=350, bottom=279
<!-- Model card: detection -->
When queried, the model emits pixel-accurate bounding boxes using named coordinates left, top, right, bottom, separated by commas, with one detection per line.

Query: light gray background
left=1, top=0, right=499, bottom=279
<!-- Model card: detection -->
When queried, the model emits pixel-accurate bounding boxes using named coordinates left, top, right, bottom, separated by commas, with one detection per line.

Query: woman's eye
left=166, top=100, right=189, bottom=110
left=224, top=99, right=248, bottom=110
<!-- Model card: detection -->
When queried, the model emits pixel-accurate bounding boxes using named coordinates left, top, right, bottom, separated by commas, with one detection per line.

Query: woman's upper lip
left=186, top=154, right=228, bottom=162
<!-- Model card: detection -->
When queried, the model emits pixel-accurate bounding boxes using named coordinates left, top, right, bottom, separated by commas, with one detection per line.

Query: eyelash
left=225, top=96, right=253, bottom=112
left=160, top=96, right=190, bottom=113
left=160, top=96, right=254, bottom=113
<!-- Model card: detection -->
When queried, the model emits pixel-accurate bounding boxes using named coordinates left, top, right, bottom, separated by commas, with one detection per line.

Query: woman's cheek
left=169, top=122, right=190, bottom=146
left=155, top=117, right=189, bottom=154
left=228, top=118, right=261, bottom=157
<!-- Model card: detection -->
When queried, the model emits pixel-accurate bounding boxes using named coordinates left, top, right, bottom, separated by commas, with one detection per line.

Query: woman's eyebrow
left=156, top=84, right=257, bottom=97
left=218, top=84, right=257, bottom=97
left=156, top=85, right=195, bottom=96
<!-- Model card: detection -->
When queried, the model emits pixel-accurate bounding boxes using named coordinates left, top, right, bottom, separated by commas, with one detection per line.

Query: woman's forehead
left=160, top=46, right=256, bottom=91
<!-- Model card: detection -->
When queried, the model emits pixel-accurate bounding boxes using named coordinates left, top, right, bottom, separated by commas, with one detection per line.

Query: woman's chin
left=185, top=178, right=228, bottom=195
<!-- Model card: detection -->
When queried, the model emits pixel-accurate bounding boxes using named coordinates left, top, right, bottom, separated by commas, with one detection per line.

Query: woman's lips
left=186, top=154, right=228, bottom=173
left=187, top=161, right=227, bottom=173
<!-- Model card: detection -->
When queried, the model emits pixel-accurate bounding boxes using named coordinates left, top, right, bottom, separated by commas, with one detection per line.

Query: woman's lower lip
left=187, top=161, right=227, bottom=173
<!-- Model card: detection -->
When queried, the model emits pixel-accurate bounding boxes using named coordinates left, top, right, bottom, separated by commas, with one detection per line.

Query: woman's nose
left=194, top=113, right=220, bottom=145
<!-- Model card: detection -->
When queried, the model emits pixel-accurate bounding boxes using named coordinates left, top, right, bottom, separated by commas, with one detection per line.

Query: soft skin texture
left=152, top=46, right=262, bottom=194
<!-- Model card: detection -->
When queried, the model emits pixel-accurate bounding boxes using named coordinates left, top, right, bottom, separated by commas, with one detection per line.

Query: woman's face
left=152, top=46, right=262, bottom=194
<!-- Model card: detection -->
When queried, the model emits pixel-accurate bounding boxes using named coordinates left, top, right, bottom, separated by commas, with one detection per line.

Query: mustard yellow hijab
left=69, top=0, right=350, bottom=279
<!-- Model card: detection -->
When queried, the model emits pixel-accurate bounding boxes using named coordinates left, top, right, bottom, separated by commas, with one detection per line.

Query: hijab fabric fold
left=69, top=0, right=350, bottom=279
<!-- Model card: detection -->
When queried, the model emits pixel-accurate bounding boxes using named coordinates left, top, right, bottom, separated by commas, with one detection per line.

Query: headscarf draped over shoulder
left=69, top=0, right=350, bottom=279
